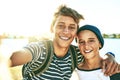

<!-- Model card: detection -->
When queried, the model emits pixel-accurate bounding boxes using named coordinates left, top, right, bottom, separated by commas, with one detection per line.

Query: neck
left=84, top=56, right=102, bottom=69
left=53, top=42, right=69, bottom=57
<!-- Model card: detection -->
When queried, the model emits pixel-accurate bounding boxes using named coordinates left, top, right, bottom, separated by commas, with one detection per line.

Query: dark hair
left=50, top=4, right=84, bottom=32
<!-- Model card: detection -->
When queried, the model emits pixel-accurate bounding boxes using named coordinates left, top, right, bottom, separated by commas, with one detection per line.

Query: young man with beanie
left=70, top=24, right=120, bottom=80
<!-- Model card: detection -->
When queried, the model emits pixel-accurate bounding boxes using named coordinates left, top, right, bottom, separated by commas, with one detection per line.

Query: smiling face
left=51, top=15, right=78, bottom=48
left=77, top=30, right=102, bottom=59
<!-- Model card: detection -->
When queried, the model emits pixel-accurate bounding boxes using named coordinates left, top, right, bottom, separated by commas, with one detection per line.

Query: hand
left=101, top=53, right=120, bottom=76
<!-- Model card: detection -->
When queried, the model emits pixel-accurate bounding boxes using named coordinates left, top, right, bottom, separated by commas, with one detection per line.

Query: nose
left=84, top=42, right=89, bottom=49
left=63, top=27, right=69, bottom=33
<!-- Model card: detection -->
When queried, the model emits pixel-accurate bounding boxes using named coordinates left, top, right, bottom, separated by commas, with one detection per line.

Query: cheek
left=53, top=28, right=60, bottom=34
left=72, top=31, right=77, bottom=37
left=72, top=34, right=76, bottom=38
left=78, top=45, right=84, bottom=53
left=92, top=43, right=100, bottom=51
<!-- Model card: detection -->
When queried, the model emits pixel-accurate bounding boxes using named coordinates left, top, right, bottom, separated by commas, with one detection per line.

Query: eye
left=69, top=26, right=76, bottom=31
left=89, top=39, right=95, bottom=43
left=88, top=39, right=95, bottom=44
left=79, top=41, right=85, bottom=45
left=57, top=24, right=65, bottom=29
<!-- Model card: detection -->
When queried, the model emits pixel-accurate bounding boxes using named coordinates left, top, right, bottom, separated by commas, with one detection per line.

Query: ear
left=99, top=42, right=102, bottom=49
left=50, top=26, right=54, bottom=33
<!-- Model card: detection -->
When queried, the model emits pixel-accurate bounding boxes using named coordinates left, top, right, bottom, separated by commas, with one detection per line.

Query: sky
left=0, top=0, right=120, bottom=36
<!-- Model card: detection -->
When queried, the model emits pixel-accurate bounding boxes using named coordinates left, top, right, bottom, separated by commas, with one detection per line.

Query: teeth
left=60, top=36, right=69, bottom=40
left=85, top=50, right=91, bottom=53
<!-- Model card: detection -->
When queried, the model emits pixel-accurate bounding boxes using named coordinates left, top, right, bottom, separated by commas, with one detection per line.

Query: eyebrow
left=58, top=22, right=76, bottom=25
left=78, top=38, right=95, bottom=41
left=88, top=38, right=95, bottom=39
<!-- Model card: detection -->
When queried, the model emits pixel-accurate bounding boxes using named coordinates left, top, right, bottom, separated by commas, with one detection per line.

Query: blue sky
left=0, top=0, right=120, bottom=36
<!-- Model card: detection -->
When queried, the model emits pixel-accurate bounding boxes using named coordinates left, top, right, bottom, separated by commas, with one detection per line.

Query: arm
left=102, top=52, right=120, bottom=76
left=9, top=49, right=32, bottom=67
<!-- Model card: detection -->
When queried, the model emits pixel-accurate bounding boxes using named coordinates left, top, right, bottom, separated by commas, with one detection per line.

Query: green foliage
left=103, top=33, right=120, bottom=38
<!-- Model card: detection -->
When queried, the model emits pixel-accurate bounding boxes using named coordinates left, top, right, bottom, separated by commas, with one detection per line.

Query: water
left=1, top=38, right=120, bottom=63
left=100, top=38, right=120, bottom=63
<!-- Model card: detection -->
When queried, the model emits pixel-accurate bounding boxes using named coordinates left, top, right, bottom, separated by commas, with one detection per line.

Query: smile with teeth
left=84, top=50, right=92, bottom=53
left=60, top=36, right=70, bottom=40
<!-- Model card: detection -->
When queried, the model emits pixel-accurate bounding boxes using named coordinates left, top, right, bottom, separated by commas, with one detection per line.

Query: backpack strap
left=33, top=40, right=53, bottom=75
left=22, top=40, right=53, bottom=79
left=70, top=45, right=78, bottom=72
